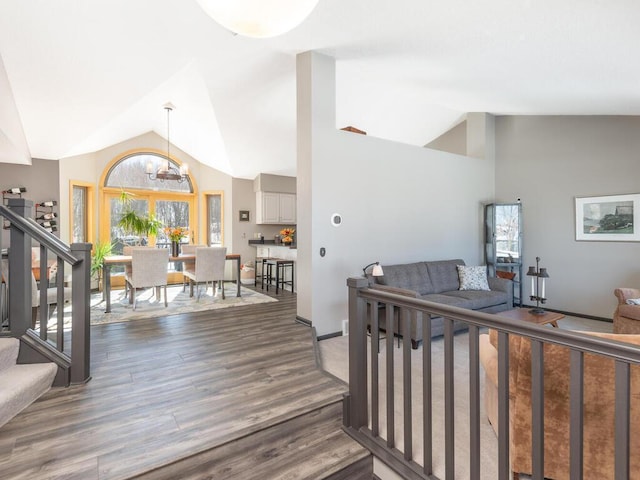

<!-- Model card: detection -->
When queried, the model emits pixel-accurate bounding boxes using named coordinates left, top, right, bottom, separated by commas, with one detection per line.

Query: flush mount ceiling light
left=194, top=0, right=320, bottom=38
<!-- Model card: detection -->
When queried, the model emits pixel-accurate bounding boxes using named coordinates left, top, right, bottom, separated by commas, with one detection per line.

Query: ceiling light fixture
left=194, top=0, right=320, bottom=38
left=146, top=103, right=188, bottom=183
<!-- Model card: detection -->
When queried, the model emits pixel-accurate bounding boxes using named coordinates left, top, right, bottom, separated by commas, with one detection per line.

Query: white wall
left=297, top=52, right=496, bottom=336
left=495, top=116, right=640, bottom=319
left=0, top=54, right=30, bottom=165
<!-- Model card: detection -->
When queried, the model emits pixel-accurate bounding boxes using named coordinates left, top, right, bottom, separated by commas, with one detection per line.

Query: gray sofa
left=370, top=259, right=512, bottom=348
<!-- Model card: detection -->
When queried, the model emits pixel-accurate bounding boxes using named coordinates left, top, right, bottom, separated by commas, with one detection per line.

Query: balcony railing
left=345, top=276, right=640, bottom=480
left=0, top=198, right=91, bottom=385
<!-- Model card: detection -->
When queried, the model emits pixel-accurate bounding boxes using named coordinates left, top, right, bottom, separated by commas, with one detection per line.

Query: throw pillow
left=626, top=298, right=640, bottom=305
left=457, top=265, right=490, bottom=291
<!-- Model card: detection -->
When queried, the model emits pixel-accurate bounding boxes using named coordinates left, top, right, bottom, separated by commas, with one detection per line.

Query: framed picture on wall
left=575, top=193, right=640, bottom=241
left=239, top=210, right=250, bottom=222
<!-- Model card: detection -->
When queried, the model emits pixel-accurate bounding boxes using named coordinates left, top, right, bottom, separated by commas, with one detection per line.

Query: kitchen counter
left=248, top=239, right=296, bottom=249
left=249, top=242, right=297, bottom=262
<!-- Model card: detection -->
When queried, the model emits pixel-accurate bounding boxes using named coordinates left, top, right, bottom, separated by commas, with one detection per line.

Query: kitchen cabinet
left=256, top=192, right=296, bottom=224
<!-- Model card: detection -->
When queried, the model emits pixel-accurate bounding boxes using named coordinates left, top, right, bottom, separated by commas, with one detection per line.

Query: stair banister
left=2, top=198, right=92, bottom=385
left=6, top=198, right=33, bottom=337
left=347, top=276, right=369, bottom=430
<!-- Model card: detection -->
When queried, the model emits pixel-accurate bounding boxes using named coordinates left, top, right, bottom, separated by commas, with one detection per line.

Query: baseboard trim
left=317, top=331, right=342, bottom=341
left=295, top=315, right=312, bottom=327
left=520, top=305, right=612, bottom=323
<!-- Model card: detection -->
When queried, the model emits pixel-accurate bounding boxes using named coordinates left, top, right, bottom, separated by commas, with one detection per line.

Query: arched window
left=105, top=152, right=192, bottom=193
left=99, top=150, right=200, bottom=286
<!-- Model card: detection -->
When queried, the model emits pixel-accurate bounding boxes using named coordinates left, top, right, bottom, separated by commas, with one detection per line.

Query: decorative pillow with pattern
left=457, top=265, right=490, bottom=291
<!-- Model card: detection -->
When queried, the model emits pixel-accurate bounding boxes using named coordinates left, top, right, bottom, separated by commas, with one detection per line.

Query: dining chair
left=180, top=244, right=207, bottom=292
left=31, top=272, right=72, bottom=329
left=183, top=247, right=227, bottom=301
left=1, top=258, right=72, bottom=330
left=124, top=248, right=169, bottom=310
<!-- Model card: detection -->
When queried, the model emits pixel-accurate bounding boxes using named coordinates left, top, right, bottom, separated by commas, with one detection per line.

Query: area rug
left=87, top=283, right=277, bottom=325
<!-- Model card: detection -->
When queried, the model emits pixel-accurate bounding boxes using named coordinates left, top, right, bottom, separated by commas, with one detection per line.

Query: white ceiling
left=1, top=0, right=639, bottom=179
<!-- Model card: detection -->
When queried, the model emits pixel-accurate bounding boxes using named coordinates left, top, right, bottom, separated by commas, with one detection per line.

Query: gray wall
left=297, top=52, right=496, bottom=336
left=0, top=158, right=60, bottom=246
left=425, top=120, right=467, bottom=156
left=495, top=116, right=640, bottom=319
left=231, top=177, right=284, bottom=269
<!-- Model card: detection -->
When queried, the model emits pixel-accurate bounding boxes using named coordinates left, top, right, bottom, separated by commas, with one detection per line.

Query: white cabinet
left=278, top=193, right=296, bottom=224
left=256, top=192, right=296, bottom=224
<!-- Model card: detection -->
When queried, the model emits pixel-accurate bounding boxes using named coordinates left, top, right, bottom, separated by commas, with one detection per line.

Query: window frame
left=203, top=191, right=224, bottom=246
left=99, top=149, right=199, bottom=286
left=69, top=180, right=95, bottom=246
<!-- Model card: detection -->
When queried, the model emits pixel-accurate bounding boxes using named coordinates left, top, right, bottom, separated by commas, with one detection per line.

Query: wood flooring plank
left=0, top=289, right=359, bottom=480
left=130, top=401, right=370, bottom=480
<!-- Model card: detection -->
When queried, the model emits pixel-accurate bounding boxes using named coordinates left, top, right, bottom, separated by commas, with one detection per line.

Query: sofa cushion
left=618, top=304, right=640, bottom=322
left=377, top=262, right=433, bottom=295
left=420, top=293, right=471, bottom=309
left=442, top=289, right=509, bottom=310
left=457, top=265, right=490, bottom=291
left=425, top=259, right=464, bottom=293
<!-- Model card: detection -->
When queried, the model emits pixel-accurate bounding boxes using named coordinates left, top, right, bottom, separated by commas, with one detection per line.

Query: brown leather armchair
left=480, top=330, right=640, bottom=479
left=613, top=288, right=640, bottom=333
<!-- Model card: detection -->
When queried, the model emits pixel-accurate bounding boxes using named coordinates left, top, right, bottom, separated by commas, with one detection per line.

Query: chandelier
left=146, top=103, right=188, bottom=183
left=194, top=0, right=320, bottom=38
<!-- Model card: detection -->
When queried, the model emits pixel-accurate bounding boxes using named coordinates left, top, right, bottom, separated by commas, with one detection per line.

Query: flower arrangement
left=280, top=227, right=295, bottom=244
left=165, top=226, right=188, bottom=243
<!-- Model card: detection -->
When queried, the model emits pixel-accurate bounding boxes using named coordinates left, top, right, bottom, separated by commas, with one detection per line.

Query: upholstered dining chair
left=183, top=247, right=227, bottom=301
left=124, top=248, right=169, bottom=310
left=180, top=244, right=207, bottom=292
left=31, top=272, right=72, bottom=329
left=1, top=258, right=72, bottom=330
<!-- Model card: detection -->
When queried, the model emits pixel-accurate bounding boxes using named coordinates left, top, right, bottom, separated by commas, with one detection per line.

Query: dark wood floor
left=0, top=287, right=362, bottom=479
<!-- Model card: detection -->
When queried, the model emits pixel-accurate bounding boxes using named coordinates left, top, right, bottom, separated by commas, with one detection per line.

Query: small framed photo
left=575, top=193, right=640, bottom=241
left=239, top=210, right=250, bottom=222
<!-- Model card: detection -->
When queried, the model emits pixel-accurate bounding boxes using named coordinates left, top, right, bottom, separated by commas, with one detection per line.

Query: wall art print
left=575, top=193, right=640, bottom=241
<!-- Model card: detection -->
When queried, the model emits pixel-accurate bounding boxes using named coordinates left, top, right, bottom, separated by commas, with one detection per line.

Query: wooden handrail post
left=7, top=198, right=33, bottom=336
left=347, top=276, right=369, bottom=429
left=70, top=242, right=92, bottom=384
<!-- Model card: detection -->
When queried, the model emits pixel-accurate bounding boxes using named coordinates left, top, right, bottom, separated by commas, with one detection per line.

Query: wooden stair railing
left=0, top=198, right=91, bottom=386
left=345, top=276, right=640, bottom=480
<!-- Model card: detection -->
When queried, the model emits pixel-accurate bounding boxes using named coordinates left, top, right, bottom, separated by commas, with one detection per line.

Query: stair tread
left=0, top=363, right=57, bottom=429
left=0, top=338, right=19, bottom=374
left=134, top=400, right=371, bottom=480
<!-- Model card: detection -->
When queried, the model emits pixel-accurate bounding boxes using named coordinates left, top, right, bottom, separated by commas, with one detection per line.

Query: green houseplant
left=116, top=190, right=163, bottom=244
left=90, top=241, right=113, bottom=291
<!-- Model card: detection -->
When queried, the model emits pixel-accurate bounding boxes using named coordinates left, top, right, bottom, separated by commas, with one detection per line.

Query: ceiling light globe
left=194, top=0, right=320, bottom=38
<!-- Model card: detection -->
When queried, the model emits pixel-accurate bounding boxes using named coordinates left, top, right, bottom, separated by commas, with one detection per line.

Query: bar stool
left=265, top=259, right=294, bottom=294
left=255, top=247, right=270, bottom=289
left=255, top=258, right=268, bottom=289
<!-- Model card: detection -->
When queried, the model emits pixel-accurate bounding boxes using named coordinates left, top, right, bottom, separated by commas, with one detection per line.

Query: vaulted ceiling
left=0, top=1, right=638, bottom=179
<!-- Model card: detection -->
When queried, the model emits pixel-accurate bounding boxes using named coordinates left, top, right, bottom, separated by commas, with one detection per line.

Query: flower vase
left=171, top=241, right=180, bottom=257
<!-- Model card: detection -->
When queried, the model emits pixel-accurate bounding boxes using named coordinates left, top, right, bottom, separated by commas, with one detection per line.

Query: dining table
left=102, top=252, right=241, bottom=313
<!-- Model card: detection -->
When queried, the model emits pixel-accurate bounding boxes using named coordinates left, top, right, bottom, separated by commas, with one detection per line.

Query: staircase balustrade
left=0, top=198, right=91, bottom=385
left=345, top=277, right=640, bottom=480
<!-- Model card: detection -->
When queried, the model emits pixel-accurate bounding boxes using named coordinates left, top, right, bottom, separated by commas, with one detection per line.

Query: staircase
left=0, top=338, right=57, bottom=429
left=131, top=398, right=372, bottom=480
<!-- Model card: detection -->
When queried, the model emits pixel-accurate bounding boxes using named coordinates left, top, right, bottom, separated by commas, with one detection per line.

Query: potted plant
left=116, top=190, right=163, bottom=245
left=280, top=227, right=295, bottom=245
left=90, top=241, right=113, bottom=291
